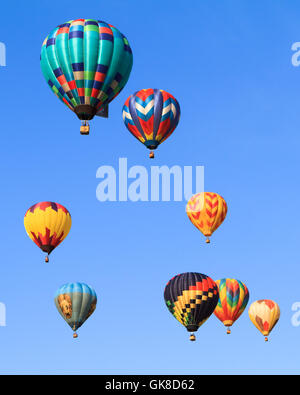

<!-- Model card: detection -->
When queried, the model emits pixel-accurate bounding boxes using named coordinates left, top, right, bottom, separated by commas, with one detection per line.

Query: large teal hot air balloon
left=41, top=19, right=133, bottom=134
left=54, top=283, right=97, bottom=338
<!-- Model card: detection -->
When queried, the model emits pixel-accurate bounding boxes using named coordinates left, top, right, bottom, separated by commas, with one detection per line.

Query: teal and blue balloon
left=40, top=19, right=133, bottom=134
left=54, top=282, right=97, bottom=338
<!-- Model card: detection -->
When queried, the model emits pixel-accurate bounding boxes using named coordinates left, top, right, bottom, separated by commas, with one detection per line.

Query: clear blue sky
left=0, top=0, right=299, bottom=374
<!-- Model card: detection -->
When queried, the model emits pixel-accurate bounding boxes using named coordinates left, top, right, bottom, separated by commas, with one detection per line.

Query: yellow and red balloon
left=164, top=272, right=219, bottom=341
left=122, top=89, right=180, bottom=158
left=214, top=278, right=249, bottom=334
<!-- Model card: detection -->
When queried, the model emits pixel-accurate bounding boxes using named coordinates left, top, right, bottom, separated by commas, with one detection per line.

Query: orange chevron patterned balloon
left=186, top=192, right=227, bottom=243
left=248, top=300, right=280, bottom=342
left=24, top=202, right=72, bottom=263
left=214, top=279, right=249, bottom=334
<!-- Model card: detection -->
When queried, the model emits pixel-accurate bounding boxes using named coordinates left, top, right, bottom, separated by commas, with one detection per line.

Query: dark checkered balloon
left=41, top=19, right=133, bottom=122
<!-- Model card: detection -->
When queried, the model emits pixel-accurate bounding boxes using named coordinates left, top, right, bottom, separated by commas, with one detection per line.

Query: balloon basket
left=265, top=337, right=268, bottom=342
left=205, top=238, right=210, bottom=244
left=73, top=332, right=78, bottom=339
left=45, top=255, right=49, bottom=263
left=227, top=328, right=231, bottom=335
left=149, top=151, right=155, bottom=159
left=189, top=333, right=196, bottom=342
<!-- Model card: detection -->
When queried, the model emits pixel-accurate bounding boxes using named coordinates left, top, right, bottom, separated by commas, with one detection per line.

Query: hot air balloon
left=214, top=278, right=249, bottom=334
left=40, top=19, right=133, bottom=135
left=186, top=192, right=227, bottom=243
left=55, top=283, right=97, bottom=338
left=122, top=89, right=180, bottom=158
left=24, top=202, right=71, bottom=262
left=164, top=272, right=219, bottom=341
left=248, top=300, right=280, bottom=342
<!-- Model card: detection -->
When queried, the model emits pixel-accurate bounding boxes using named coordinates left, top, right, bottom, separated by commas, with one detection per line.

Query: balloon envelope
left=248, top=300, right=280, bottom=340
left=214, top=278, right=249, bottom=331
left=122, top=89, right=180, bottom=155
left=24, top=202, right=71, bottom=260
left=164, top=272, right=219, bottom=340
left=186, top=192, right=227, bottom=243
left=41, top=19, right=133, bottom=124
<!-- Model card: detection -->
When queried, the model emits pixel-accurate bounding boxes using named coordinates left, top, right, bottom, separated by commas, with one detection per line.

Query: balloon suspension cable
left=227, top=328, right=231, bottom=335
left=206, top=238, right=211, bottom=244
left=45, top=255, right=49, bottom=263
left=265, top=336, right=268, bottom=342
left=149, top=151, right=155, bottom=159
left=189, top=333, right=196, bottom=342
left=80, top=120, right=90, bottom=135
